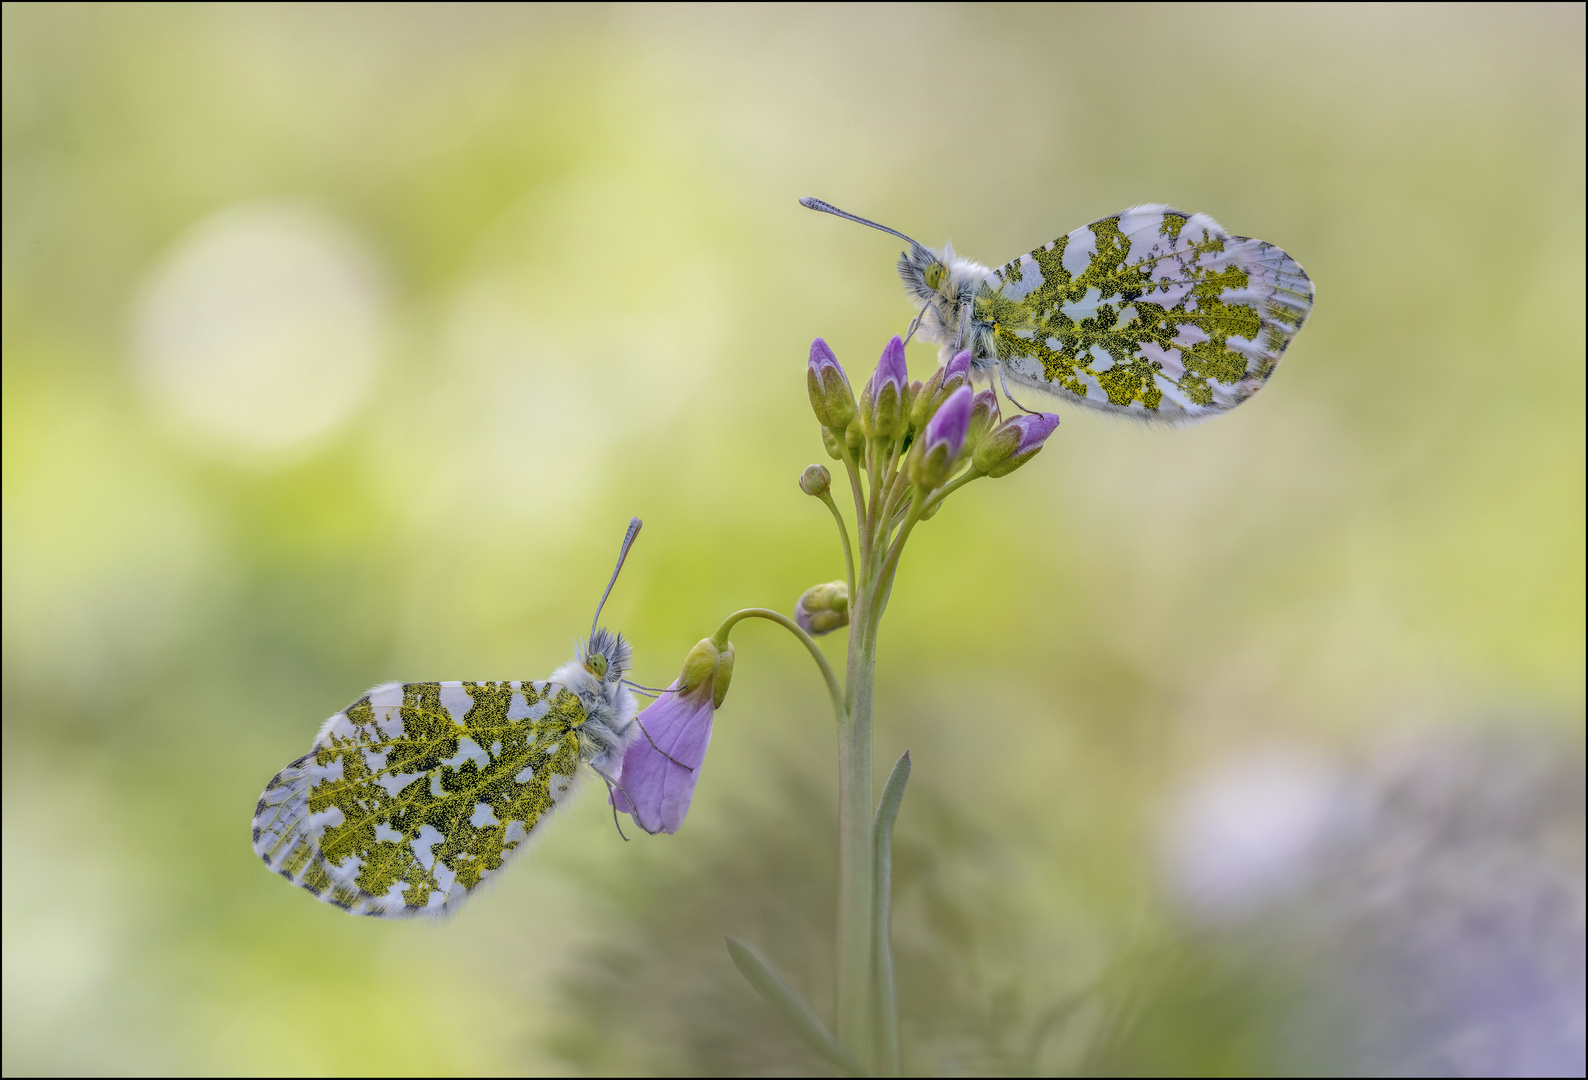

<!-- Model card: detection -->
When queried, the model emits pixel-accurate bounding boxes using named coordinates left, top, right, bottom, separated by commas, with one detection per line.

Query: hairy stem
left=837, top=573, right=876, bottom=1061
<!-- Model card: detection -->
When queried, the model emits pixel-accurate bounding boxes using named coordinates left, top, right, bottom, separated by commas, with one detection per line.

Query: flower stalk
left=724, top=337, right=1059, bottom=1074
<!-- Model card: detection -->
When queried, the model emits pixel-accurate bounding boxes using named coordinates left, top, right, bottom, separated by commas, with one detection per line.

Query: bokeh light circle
left=133, top=201, right=387, bottom=458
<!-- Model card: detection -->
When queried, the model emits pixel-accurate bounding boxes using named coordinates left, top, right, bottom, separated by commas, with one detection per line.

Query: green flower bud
left=860, top=337, right=909, bottom=440
left=680, top=639, right=720, bottom=693
left=960, top=389, right=1001, bottom=462
left=971, top=413, right=1061, bottom=478
left=901, top=379, right=923, bottom=433
left=799, top=463, right=831, bottom=497
left=910, top=350, right=973, bottom=435
left=911, top=366, right=946, bottom=431
left=679, top=637, right=735, bottom=709
left=821, top=425, right=847, bottom=460
left=906, top=385, right=972, bottom=490
left=795, top=580, right=850, bottom=636
left=806, top=339, right=855, bottom=430
left=856, top=378, right=875, bottom=437
left=712, top=642, right=734, bottom=709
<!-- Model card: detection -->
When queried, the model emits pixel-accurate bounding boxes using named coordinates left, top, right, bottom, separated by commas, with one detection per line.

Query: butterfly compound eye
left=924, top=262, right=946, bottom=290
left=587, top=654, right=609, bottom=679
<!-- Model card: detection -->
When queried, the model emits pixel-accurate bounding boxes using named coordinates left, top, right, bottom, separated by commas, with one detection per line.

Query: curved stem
left=712, top=608, right=846, bottom=729
left=818, top=490, right=857, bottom=598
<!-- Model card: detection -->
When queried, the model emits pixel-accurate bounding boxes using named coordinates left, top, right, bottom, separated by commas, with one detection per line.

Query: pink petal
left=611, top=680, right=715, bottom=834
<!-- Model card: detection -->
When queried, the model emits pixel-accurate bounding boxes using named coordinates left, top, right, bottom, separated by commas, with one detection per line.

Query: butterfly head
left=580, top=626, right=632, bottom=685
left=898, top=241, right=951, bottom=306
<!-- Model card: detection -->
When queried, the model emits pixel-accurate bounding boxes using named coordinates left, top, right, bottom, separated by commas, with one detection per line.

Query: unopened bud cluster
left=805, top=337, right=1059, bottom=493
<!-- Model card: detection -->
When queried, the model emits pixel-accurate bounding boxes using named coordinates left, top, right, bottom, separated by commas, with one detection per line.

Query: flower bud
left=910, top=349, right=973, bottom=431
left=971, top=412, right=1061, bottom=477
left=961, top=389, right=1001, bottom=458
left=679, top=637, right=735, bottom=708
left=806, top=339, right=855, bottom=430
left=907, top=384, right=973, bottom=489
left=711, top=642, right=734, bottom=709
left=799, top=463, right=831, bottom=496
left=679, top=639, right=719, bottom=693
left=795, top=580, right=850, bottom=636
left=820, top=425, right=846, bottom=460
left=911, top=366, right=946, bottom=430
left=859, top=336, right=909, bottom=439
left=902, top=379, right=923, bottom=433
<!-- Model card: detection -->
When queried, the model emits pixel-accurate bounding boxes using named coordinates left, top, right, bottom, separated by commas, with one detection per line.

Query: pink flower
left=611, top=639, right=733, bottom=834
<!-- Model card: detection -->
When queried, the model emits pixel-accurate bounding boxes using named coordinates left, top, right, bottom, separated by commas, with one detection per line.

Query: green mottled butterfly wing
left=252, top=680, right=588, bottom=917
left=979, top=205, right=1313, bottom=421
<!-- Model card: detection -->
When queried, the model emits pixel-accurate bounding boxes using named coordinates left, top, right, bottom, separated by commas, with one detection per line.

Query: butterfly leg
left=606, top=785, right=630, bottom=842
left=622, top=678, right=679, bottom=695
left=903, top=299, right=932, bottom=346
left=593, top=766, right=646, bottom=839
left=997, top=363, right=1043, bottom=416
left=635, top=717, right=693, bottom=772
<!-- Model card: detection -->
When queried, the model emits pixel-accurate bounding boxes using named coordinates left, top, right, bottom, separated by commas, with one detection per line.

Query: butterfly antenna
left=592, top=517, right=642, bottom=636
left=800, top=197, right=930, bottom=254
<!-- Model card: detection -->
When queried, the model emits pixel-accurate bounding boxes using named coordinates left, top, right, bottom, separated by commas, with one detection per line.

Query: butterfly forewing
left=253, top=680, right=589, bottom=917
left=980, top=205, right=1314, bottom=421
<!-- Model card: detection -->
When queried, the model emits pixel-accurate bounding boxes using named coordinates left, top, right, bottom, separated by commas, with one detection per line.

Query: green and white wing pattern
left=253, top=680, right=588, bottom=917
left=978, top=204, right=1313, bottom=421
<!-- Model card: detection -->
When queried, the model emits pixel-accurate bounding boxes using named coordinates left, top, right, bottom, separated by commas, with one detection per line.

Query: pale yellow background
left=3, top=4, right=1583, bottom=1075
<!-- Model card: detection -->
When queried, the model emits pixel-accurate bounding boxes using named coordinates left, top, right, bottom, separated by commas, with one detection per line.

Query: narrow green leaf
left=872, top=750, right=910, bottom=1078
left=726, top=936, right=867, bottom=1076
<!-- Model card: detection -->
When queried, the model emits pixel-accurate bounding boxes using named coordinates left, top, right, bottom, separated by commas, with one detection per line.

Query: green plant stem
left=828, top=437, right=883, bottom=1064
left=710, top=608, right=844, bottom=725
left=817, top=489, right=857, bottom=598
left=841, top=444, right=868, bottom=538
left=710, top=603, right=873, bottom=1061
left=829, top=426, right=930, bottom=1067
left=837, top=574, right=877, bottom=1062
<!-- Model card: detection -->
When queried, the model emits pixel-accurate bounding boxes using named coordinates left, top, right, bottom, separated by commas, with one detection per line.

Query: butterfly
left=800, top=197, right=1314, bottom=423
left=252, top=517, right=668, bottom=917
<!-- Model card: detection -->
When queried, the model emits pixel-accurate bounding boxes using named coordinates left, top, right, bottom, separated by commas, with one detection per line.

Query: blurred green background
left=3, top=4, right=1583, bottom=1075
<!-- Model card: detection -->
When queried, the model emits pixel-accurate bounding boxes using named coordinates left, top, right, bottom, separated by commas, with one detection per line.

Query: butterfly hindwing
left=979, top=205, right=1314, bottom=421
left=252, top=679, right=589, bottom=917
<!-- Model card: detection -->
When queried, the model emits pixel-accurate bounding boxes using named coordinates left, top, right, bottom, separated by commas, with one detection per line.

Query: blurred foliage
left=2, top=4, right=1583, bottom=1076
